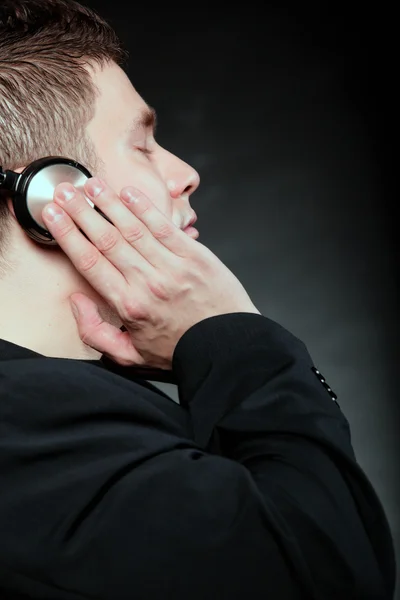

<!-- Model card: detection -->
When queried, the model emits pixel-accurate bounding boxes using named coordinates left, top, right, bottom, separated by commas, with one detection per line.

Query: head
left=0, top=0, right=199, bottom=359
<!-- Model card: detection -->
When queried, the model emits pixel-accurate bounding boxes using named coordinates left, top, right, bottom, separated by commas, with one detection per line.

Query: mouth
left=183, top=225, right=199, bottom=239
left=182, top=213, right=199, bottom=238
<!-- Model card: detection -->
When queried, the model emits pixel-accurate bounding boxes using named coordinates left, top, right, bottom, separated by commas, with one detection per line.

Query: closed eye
left=135, top=147, right=154, bottom=157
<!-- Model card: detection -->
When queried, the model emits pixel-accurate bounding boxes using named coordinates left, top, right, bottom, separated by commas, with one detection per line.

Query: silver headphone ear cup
left=11, top=157, right=93, bottom=245
left=26, top=163, right=92, bottom=233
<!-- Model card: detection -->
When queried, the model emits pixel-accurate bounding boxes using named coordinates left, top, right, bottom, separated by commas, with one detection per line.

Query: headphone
left=0, top=156, right=110, bottom=245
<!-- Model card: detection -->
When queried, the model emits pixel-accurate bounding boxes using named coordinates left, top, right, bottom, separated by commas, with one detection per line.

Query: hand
left=42, top=179, right=260, bottom=369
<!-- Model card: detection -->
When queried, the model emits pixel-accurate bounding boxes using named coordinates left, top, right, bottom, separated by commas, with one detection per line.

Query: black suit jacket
left=0, top=313, right=396, bottom=599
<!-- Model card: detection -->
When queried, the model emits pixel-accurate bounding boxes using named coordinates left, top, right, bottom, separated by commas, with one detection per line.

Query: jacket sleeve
left=171, top=313, right=396, bottom=598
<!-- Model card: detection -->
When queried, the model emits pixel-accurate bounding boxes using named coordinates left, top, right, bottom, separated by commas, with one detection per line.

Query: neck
left=0, top=247, right=102, bottom=361
left=0, top=281, right=101, bottom=360
left=0, top=213, right=123, bottom=360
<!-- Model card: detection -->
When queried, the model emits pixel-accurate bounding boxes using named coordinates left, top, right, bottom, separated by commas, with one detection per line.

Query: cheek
left=135, top=168, right=172, bottom=217
left=98, top=154, right=172, bottom=220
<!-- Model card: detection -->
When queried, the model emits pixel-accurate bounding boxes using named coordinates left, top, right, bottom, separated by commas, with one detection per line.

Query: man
left=0, top=0, right=200, bottom=360
left=0, top=1, right=396, bottom=599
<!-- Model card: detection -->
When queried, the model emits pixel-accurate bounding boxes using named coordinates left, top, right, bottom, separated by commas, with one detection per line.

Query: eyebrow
left=127, top=106, right=157, bottom=135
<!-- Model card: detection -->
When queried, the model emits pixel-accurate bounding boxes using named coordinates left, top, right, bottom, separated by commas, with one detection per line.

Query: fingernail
left=88, top=178, right=104, bottom=197
left=55, top=184, right=75, bottom=202
left=121, top=187, right=140, bottom=204
left=43, top=204, right=64, bottom=222
left=70, top=301, right=79, bottom=319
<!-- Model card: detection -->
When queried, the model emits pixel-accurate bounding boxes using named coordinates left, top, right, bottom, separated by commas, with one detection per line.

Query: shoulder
left=0, top=355, right=136, bottom=402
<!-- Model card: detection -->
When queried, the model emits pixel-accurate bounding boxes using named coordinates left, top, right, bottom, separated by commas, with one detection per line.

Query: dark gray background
left=88, top=3, right=398, bottom=595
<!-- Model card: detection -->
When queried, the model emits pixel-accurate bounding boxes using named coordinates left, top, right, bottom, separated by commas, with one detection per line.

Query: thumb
left=69, top=293, right=146, bottom=367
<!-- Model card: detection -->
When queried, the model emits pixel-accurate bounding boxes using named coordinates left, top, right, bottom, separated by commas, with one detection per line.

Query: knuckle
left=146, top=276, right=171, bottom=301
left=152, top=222, right=174, bottom=240
left=125, top=262, right=143, bottom=278
left=120, top=298, right=148, bottom=322
left=122, top=224, right=145, bottom=245
left=96, top=230, right=119, bottom=253
left=79, top=327, right=92, bottom=346
left=76, top=248, right=101, bottom=272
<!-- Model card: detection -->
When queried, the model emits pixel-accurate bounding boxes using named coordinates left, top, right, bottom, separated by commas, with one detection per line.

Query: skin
left=0, top=61, right=200, bottom=360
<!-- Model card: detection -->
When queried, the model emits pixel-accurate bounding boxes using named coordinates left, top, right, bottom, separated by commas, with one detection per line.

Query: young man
left=0, top=1, right=396, bottom=598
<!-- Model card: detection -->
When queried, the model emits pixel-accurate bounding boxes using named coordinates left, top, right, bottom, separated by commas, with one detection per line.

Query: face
left=81, top=62, right=200, bottom=326
left=8, top=61, right=200, bottom=331
left=86, top=62, right=200, bottom=231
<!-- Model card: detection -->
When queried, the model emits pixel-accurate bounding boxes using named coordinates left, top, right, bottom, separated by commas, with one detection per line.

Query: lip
left=185, top=212, right=197, bottom=228
left=182, top=212, right=198, bottom=237
left=183, top=225, right=199, bottom=238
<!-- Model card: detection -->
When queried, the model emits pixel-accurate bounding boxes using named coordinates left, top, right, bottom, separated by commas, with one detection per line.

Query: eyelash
left=135, top=147, right=154, bottom=157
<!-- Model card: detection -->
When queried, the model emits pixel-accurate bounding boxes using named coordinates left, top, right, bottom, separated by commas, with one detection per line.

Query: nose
left=164, top=153, right=200, bottom=199
left=182, top=170, right=200, bottom=197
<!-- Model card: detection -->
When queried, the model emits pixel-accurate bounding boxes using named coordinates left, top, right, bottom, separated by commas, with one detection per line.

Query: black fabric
left=0, top=313, right=396, bottom=599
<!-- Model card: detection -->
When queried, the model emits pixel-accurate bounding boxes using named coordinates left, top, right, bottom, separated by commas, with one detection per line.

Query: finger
left=69, top=293, right=146, bottom=367
left=120, top=186, right=195, bottom=258
left=83, top=178, right=180, bottom=270
left=42, top=201, right=128, bottom=308
left=52, top=181, right=159, bottom=277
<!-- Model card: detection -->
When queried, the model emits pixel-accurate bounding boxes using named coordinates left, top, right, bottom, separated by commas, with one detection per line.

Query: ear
left=4, top=166, right=26, bottom=218
left=6, top=196, right=16, bottom=218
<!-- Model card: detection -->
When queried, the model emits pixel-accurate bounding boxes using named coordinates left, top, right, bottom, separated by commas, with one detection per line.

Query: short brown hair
left=0, top=0, right=128, bottom=274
